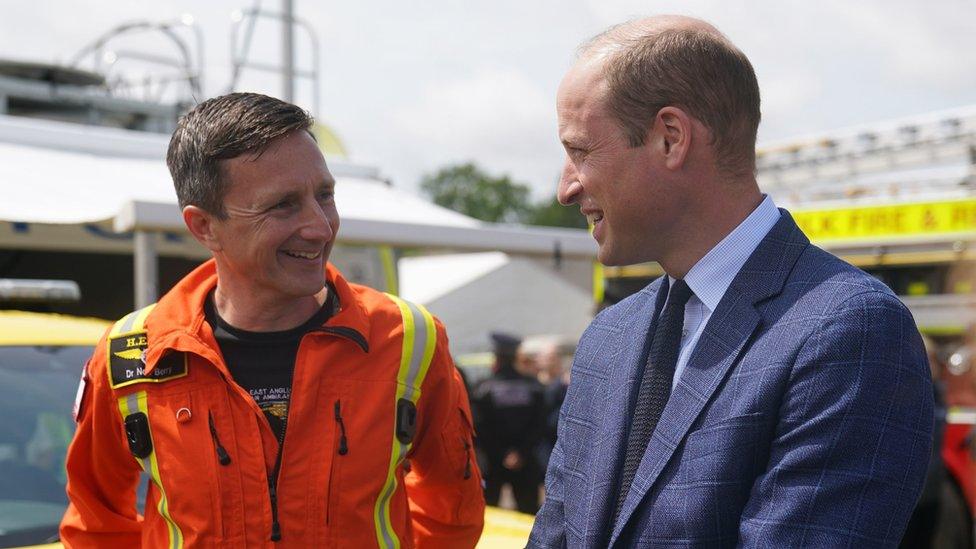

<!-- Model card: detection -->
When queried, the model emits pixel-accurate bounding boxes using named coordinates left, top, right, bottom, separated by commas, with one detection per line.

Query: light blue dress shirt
left=665, top=195, right=781, bottom=388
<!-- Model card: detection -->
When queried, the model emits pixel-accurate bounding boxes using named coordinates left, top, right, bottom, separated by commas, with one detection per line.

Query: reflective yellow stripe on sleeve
left=105, top=304, right=157, bottom=387
left=379, top=245, right=399, bottom=295
left=110, top=303, right=156, bottom=338
left=374, top=295, right=437, bottom=549
left=110, top=304, right=182, bottom=549
left=117, top=390, right=184, bottom=549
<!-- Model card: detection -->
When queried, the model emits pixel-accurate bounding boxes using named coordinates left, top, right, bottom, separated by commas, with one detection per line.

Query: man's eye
left=317, top=190, right=334, bottom=202
left=272, top=200, right=293, bottom=210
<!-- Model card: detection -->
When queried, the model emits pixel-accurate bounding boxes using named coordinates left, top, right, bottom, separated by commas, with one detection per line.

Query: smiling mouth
left=283, top=250, right=321, bottom=260
left=586, top=212, right=604, bottom=225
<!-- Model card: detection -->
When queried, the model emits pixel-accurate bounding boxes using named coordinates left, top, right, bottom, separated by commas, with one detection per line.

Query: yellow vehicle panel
left=477, top=506, right=534, bottom=547
left=0, top=310, right=109, bottom=346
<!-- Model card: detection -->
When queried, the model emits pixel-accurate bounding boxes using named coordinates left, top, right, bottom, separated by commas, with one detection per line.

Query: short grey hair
left=580, top=18, right=762, bottom=177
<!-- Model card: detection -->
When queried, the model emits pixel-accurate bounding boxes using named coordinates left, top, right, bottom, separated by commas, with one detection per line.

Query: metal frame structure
left=69, top=17, right=204, bottom=105
left=229, top=0, right=321, bottom=112
left=757, top=106, right=976, bottom=206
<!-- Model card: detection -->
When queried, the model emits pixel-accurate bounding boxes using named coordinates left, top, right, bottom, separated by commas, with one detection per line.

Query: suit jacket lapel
left=608, top=211, right=810, bottom=547
left=583, top=277, right=667, bottom=548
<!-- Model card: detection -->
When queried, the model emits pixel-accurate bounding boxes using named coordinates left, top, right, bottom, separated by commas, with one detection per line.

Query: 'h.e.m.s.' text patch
left=108, top=332, right=188, bottom=389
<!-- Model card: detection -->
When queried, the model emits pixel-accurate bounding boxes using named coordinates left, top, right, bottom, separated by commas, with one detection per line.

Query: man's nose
left=300, top=198, right=334, bottom=242
left=557, top=158, right=582, bottom=206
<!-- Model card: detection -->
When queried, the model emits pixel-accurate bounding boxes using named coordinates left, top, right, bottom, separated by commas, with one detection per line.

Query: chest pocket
left=117, top=385, right=248, bottom=547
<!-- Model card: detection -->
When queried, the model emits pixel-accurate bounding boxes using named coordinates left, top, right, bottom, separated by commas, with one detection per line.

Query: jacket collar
left=142, top=259, right=371, bottom=373
left=608, top=210, right=809, bottom=546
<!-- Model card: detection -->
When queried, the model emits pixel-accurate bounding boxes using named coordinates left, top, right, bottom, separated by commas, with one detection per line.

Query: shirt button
left=682, top=330, right=689, bottom=338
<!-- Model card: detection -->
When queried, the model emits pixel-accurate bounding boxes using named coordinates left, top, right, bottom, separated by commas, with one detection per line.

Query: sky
left=3, top=0, right=976, bottom=200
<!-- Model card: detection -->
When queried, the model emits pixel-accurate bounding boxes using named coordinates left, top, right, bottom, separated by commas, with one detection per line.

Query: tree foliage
left=420, top=162, right=532, bottom=223
left=526, top=195, right=588, bottom=229
left=419, top=162, right=586, bottom=229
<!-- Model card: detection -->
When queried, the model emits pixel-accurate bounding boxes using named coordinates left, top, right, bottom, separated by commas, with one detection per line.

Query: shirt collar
left=670, top=195, right=781, bottom=311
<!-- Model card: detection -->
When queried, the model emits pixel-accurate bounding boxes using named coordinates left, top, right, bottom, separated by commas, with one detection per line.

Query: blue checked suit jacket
left=528, top=212, right=934, bottom=548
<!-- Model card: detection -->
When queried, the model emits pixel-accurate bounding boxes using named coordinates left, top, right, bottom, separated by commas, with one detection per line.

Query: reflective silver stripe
left=119, top=308, right=141, bottom=333
left=125, top=393, right=140, bottom=423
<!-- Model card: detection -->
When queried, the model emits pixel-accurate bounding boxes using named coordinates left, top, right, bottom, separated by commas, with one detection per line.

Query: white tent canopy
left=0, top=114, right=481, bottom=228
left=399, top=252, right=594, bottom=357
left=0, top=114, right=596, bottom=306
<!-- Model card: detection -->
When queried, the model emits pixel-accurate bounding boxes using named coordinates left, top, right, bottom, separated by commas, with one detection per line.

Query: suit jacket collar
left=607, top=210, right=809, bottom=547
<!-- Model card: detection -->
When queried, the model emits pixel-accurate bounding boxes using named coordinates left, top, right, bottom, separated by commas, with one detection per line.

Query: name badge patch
left=108, top=333, right=188, bottom=389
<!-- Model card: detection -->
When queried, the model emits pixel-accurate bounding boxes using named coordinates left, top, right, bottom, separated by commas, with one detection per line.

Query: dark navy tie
left=613, top=278, right=694, bottom=525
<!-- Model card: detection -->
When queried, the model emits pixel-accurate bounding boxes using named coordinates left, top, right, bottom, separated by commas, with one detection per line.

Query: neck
left=212, top=281, right=327, bottom=332
left=658, top=179, right=762, bottom=279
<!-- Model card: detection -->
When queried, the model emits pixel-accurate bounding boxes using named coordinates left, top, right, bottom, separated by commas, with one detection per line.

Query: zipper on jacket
left=311, top=326, right=369, bottom=353
left=326, top=399, right=347, bottom=526
left=334, top=400, right=349, bottom=455
left=269, top=429, right=285, bottom=541
left=208, top=410, right=232, bottom=466
left=269, top=473, right=281, bottom=541
left=267, top=349, right=298, bottom=542
left=462, top=437, right=472, bottom=479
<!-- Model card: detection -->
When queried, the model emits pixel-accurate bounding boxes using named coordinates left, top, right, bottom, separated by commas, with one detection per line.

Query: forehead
left=221, top=131, right=333, bottom=198
left=557, top=60, right=611, bottom=134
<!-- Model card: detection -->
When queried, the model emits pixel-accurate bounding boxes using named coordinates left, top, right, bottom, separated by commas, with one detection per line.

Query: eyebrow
left=262, top=189, right=301, bottom=207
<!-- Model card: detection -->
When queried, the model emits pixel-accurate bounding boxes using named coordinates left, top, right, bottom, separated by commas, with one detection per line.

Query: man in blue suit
left=529, top=15, right=934, bottom=548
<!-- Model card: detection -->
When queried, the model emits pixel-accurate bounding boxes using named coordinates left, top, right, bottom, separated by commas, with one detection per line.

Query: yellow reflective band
left=379, top=246, right=399, bottom=295
left=374, top=295, right=437, bottom=549
left=592, top=261, right=605, bottom=304
left=110, top=311, right=138, bottom=338
left=105, top=304, right=158, bottom=389
left=109, top=303, right=157, bottom=337
left=116, top=390, right=184, bottom=549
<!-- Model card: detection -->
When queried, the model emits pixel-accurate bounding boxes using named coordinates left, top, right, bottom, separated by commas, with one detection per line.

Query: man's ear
left=183, top=205, right=222, bottom=252
left=652, top=106, right=693, bottom=170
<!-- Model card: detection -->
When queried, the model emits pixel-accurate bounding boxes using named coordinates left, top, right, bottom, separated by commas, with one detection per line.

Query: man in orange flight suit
left=61, top=92, right=485, bottom=548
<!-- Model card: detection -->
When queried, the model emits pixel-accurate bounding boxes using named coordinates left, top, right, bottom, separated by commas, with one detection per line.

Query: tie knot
left=668, top=279, right=693, bottom=308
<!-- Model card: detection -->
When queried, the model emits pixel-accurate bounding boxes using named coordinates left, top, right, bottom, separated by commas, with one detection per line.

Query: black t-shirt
left=204, top=288, right=338, bottom=443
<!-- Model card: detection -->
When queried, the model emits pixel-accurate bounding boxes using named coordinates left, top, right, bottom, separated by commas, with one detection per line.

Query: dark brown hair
left=593, top=25, right=761, bottom=176
left=166, top=92, right=314, bottom=217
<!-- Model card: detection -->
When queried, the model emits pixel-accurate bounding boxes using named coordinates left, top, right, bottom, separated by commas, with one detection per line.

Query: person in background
left=473, top=332, right=547, bottom=514
left=519, top=337, right=573, bottom=471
